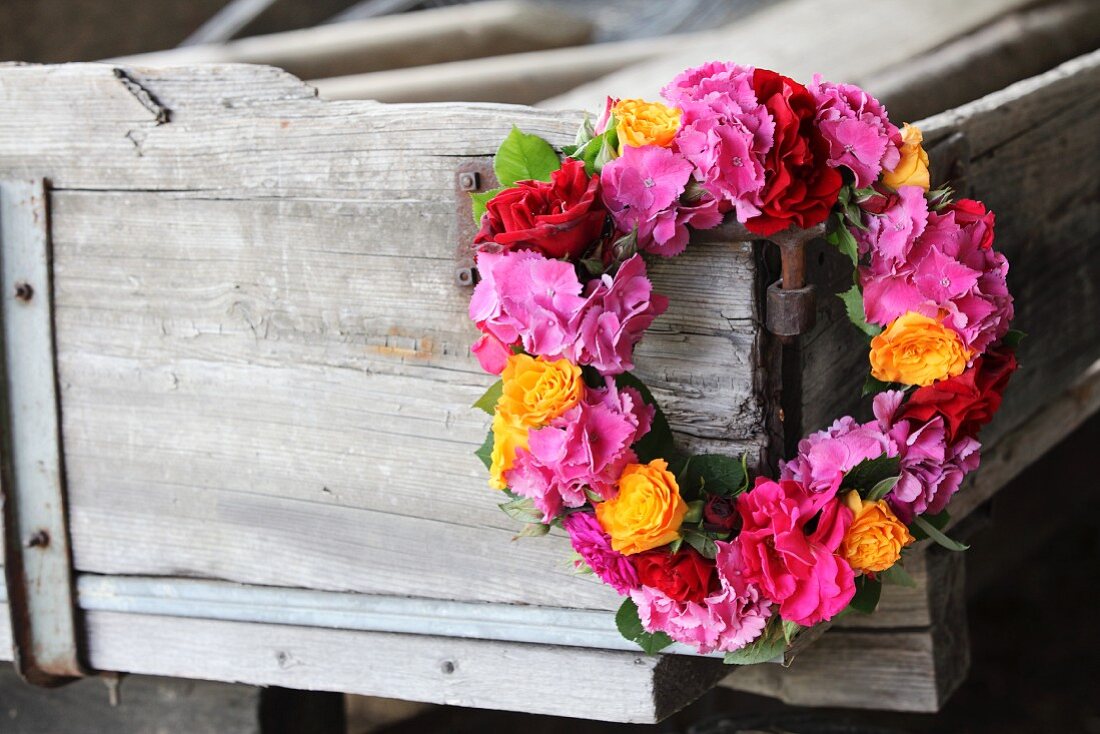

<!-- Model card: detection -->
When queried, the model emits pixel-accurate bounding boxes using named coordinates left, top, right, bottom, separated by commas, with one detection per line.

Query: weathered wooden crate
left=0, top=49, right=1097, bottom=723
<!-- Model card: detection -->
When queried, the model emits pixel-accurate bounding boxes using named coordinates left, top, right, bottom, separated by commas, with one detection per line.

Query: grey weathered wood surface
left=540, top=0, right=1039, bottom=111
left=110, top=1, right=593, bottom=81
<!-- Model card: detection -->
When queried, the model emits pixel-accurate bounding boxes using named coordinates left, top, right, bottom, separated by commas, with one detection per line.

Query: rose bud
left=703, top=495, right=740, bottom=533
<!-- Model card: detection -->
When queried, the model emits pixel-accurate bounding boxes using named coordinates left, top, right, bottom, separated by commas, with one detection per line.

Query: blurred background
left=1, top=1, right=1098, bottom=732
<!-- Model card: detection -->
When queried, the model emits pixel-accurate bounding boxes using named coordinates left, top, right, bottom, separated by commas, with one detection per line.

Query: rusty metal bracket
left=454, top=161, right=499, bottom=287
left=0, top=179, right=87, bottom=685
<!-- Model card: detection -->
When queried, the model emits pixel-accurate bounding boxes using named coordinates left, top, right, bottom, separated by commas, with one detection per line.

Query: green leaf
left=911, top=515, right=969, bottom=551
left=683, top=500, right=704, bottom=525
left=865, top=475, right=899, bottom=502
left=614, top=372, right=675, bottom=463
left=668, top=537, right=684, bottom=554
left=470, top=186, right=505, bottom=224
left=827, top=219, right=859, bottom=265
left=681, top=454, right=748, bottom=498
left=879, top=562, right=917, bottom=587
left=475, top=431, right=494, bottom=470
left=862, top=373, right=895, bottom=397
left=781, top=620, right=802, bottom=645
left=909, top=510, right=949, bottom=540
left=1002, top=329, right=1027, bottom=349
left=681, top=529, right=718, bottom=559
left=842, top=455, right=901, bottom=493
left=616, top=598, right=674, bottom=654
left=838, top=285, right=881, bottom=338
left=472, top=379, right=503, bottom=414
left=514, top=522, right=550, bottom=539
left=498, top=497, right=546, bottom=525
left=493, top=127, right=561, bottom=188
left=723, top=619, right=788, bottom=665
left=849, top=575, right=882, bottom=614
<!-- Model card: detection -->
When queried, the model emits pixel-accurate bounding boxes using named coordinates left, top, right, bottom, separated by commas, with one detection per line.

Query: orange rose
left=869, top=311, right=971, bottom=387
left=488, top=412, right=528, bottom=491
left=882, top=124, right=930, bottom=191
left=840, top=491, right=914, bottom=573
left=613, top=98, right=681, bottom=150
left=596, top=459, right=687, bottom=555
left=496, top=354, right=583, bottom=428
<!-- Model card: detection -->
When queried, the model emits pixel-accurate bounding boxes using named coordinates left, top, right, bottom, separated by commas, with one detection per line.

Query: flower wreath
left=466, top=62, right=1020, bottom=663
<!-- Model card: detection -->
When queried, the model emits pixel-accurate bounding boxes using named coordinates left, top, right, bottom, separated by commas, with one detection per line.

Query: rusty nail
left=14, top=282, right=33, bottom=302
left=457, top=171, right=480, bottom=191
left=455, top=267, right=475, bottom=287
left=26, top=530, right=49, bottom=548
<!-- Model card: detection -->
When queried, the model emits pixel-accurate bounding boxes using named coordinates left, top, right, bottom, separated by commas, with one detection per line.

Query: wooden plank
left=110, top=2, right=593, bottom=81
left=311, top=35, right=689, bottom=104
left=540, top=0, right=1037, bottom=109
left=81, top=610, right=726, bottom=724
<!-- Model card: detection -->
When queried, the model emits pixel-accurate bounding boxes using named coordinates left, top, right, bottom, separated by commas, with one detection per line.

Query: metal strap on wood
left=0, top=179, right=86, bottom=685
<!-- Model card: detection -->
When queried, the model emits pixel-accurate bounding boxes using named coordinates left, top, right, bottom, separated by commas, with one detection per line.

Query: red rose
left=633, top=547, right=717, bottom=603
left=948, top=199, right=996, bottom=250
left=703, top=495, right=741, bottom=533
left=474, top=159, right=606, bottom=260
left=900, top=345, right=1018, bottom=442
left=745, top=69, right=843, bottom=236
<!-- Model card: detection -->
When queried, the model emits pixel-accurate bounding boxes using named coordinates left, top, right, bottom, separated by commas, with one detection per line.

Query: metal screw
left=455, top=267, right=475, bottom=287
left=457, top=171, right=480, bottom=191
left=26, top=530, right=49, bottom=548
left=14, top=282, right=33, bottom=302
left=440, top=660, right=456, bottom=674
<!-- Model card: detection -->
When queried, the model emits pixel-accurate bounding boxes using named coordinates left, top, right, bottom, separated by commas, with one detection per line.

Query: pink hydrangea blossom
left=600, top=144, right=723, bottom=257
left=562, top=512, right=638, bottom=595
left=630, top=541, right=772, bottom=654
left=507, top=379, right=653, bottom=521
left=661, top=62, right=775, bottom=221
left=859, top=197, right=1013, bottom=354
left=780, top=416, right=893, bottom=496
left=468, top=251, right=667, bottom=375
left=735, top=477, right=855, bottom=626
left=872, top=391, right=982, bottom=523
left=571, top=254, right=669, bottom=374
left=808, top=75, right=901, bottom=188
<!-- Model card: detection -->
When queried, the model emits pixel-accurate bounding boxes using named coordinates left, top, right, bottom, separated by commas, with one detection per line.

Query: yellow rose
left=882, top=124, right=930, bottom=191
left=869, top=311, right=971, bottom=387
left=613, top=98, right=681, bottom=150
left=496, top=354, right=583, bottom=429
left=595, top=459, right=687, bottom=555
left=488, top=412, right=528, bottom=490
left=840, top=491, right=915, bottom=574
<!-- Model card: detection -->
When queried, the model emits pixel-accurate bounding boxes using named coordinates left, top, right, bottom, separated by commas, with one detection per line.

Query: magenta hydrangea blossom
left=661, top=62, right=775, bottom=221
left=507, top=379, right=652, bottom=521
left=562, top=512, right=639, bottom=595
left=780, top=416, right=893, bottom=496
left=630, top=541, right=772, bottom=654
left=600, top=144, right=723, bottom=257
left=571, top=254, right=669, bottom=374
left=859, top=196, right=1014, bottom=353
left=872, top=391, right=982, bottom=523
left=468, top=251, right=668, bottom=375
left=808, top=75, right=901, bottom=188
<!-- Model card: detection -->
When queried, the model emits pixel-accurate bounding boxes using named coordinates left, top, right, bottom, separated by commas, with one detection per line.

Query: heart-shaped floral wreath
left=466, top=62, right=1019, bottom=663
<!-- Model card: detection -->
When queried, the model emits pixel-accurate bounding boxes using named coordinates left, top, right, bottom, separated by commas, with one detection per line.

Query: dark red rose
left=703, top=495, right=741, bottom=533
left=900, top=345, right=1018, bottom=442
left=474, top=158, right=607, bottom=260
left=745, top=69, right=843, bottom=236
left=948, top=199, right=996, bottom=250
left=633, top=547, right=717, bottom=603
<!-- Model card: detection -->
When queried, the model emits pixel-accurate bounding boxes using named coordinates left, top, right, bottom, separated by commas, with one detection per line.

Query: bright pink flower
left=872, top=391, right=982, bottom=523
left=507, top=379, right=652, bottom=521
left=855, top=185, right=928, bottom=263
left=808, top=76, right=901, bottom=188
left=780, top=417, right=893, bottom=496
left=562, top=512, right=639, bottom=595
left=601, top=145, right=723, bottom=257
left=571, top=255, right=669, bottom=374
left=629, top=541, right=772, bottom=654
left=662, top=62, right=775, bottom=221
left=470, top=332, right=512, bottom=374
left=735, top=477, right=855, bottom=626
